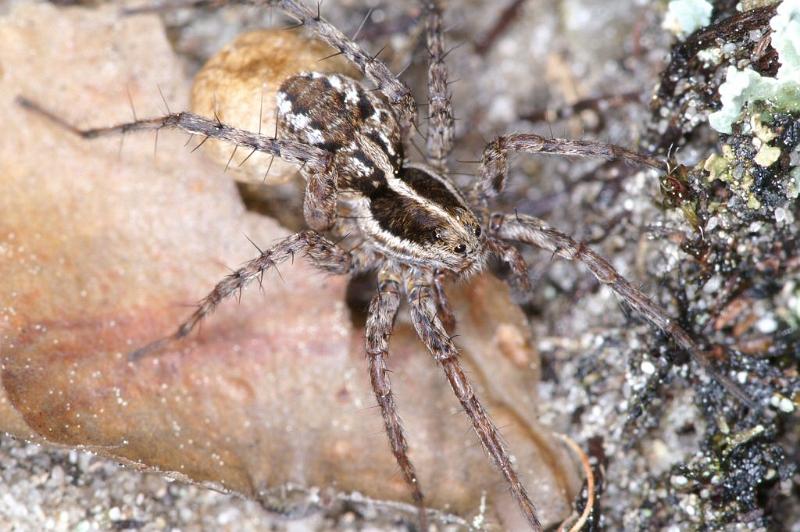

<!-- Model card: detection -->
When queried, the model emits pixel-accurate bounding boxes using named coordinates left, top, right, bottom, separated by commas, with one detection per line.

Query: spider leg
left=303, top=169, right=338, bottom=231
left=471, top=133, right=664, bottom=206
left=272, top=0, right=416, bottom=130
left=16, top=96, right=331, bottom=173
left=404, top=271, right=542, bottom=531
left=130, top=230, right=359, bottom=361
left=422, top=0, right=455, bottom=172
left=433, top=270, right=456, bottom=333
left=18, top=96, right=339, bottom=231
left=485, top=237, right=533, bottom=302
left=130, top=0, right=416, bottom=129
left=488, top=212, right=753, bottom=406
left=366, top=270, right=428, bottom=530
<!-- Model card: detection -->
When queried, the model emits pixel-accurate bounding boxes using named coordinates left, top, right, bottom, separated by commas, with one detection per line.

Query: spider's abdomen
left=276, top=72, right=483, bottom=272
left=276, top=72, right=404, bottom=175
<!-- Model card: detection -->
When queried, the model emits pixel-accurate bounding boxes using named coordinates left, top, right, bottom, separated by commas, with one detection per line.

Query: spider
left=17, top=0, right=751, bottom=529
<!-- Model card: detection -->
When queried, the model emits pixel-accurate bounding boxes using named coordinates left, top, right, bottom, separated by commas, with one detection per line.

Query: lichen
left=702, top=143, right=763, bottom=209
left=709, top=0, right=800, bottom=134
left=699, top=109, right=800, bottom=212
left=754, top=143, right=781, bottom=166
left=663, top=0, right=713, bottom=38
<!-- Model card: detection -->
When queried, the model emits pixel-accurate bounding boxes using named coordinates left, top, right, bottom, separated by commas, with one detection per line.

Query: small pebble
left=672, top=475, right=689, bottom=487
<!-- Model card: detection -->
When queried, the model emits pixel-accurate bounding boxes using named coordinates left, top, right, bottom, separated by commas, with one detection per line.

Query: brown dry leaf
left=0, top=4, right=578, bottom=529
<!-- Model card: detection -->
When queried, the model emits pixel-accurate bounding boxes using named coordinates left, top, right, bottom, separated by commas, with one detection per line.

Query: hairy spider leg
left=16, top=96, right=340, bottom=232
left=125, top=0, right=418, bottom=130
left=302, top=165, right=338, bottom=231
left=423, top=0, right=455, bottom=172
left=468, top=132, right=751, bottom=404
left=488, top=212, right=752, bottom=406
left=366, top=270, right=429, bottom=530
left=266, top=0, right=417, bottom=130
left=128, top=230, right=370, bottom=361
left=484, top=237, right=534, bottom=302
left=17, top=96, right=328, bottom=170
left=404, top=270, right=543, bottom=532
left=432, top=270, right=456, bottom=333
left=470, top=132, right=665, bottom=210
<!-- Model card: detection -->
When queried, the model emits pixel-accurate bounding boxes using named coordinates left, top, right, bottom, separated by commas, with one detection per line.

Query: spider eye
left=454, top=243, right=467, bottom=254
left=474, top=226, right=482, bottom=237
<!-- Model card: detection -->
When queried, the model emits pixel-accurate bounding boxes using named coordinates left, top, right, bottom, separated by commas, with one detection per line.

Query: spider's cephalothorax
left=277, top=71, right=485, bottom=274
left=18, top=0, right=752, bottom=529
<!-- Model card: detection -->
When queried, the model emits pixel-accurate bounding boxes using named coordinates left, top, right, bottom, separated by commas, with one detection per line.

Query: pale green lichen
left=752, top=113, right=782, bottom=166
left=709, top=0, right=800, bottom=133
left=747, top=194, right=763, bottom=209
left=751, top=113, right=777, bottom=143
left=772, top=0, right=800, bottom=72
left=704, top=145, right=735, bottom=181
left=754, top=143, right=781, bottom=166
left=702, top=111, right=796, bottom=207
left=702, top=145, right=762, bottom=209
left=663, top=0, right=713, bottom=37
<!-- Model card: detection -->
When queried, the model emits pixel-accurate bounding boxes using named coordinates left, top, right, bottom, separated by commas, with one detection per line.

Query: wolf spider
left=17, top=0, right=752, bottom=529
